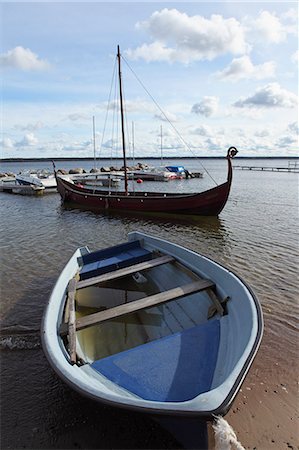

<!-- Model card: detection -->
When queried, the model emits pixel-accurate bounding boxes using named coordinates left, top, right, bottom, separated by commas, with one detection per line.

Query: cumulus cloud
left=234, top=83, right=298, bottom=109
left=0, top=46, right=50, bottom=71
left=217, top=55, right=276, bottom=81
left=16, top=133, right=38, bottom=147
left=1, top=137, right=14, bottom=149
left=191, top=97, right=219, bottom=117
left=276, top=135, right=298, bottom=148
left=251, top=10, right=288, bottom=44
left=126, top=8, right=249, bottom=63
left=287, top=122, right=299, bottom=134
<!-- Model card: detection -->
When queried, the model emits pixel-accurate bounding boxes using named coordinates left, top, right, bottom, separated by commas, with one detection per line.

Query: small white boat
left=16, top=169, right=57, bottom=189
left=41, top=232, right=263, bottom=418
left=129, top=167, right=173, bottom=182
left=69, top=172, right=120, bottom=188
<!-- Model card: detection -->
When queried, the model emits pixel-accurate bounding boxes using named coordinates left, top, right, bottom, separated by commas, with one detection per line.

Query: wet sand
left=214, top=336, right=299, bottom=450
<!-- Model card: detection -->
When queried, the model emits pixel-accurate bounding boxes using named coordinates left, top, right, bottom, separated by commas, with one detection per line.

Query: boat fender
left=136, top=178, right=143, bottom=183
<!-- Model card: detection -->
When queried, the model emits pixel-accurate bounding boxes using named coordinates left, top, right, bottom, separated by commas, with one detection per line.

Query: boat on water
left=16, top=169, right=57, bottom=189
left=54, top=46, right=238, bottom=217
left=68, top=172, right=120, bottom=188
left=165, top=165, right=204, bottom=179
left=129, top=166, right=177, bottom=182
left=42, top=231, right=263, bottom=419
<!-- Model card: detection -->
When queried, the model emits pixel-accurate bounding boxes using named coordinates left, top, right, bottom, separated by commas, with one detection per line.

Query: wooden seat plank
left=60, top=279, right=215, bottom=335
left=206, top=288, right=224, bottom=316
left=76, top=254, right=174, bottom=290
left=67, top=277, right=77, bottom=363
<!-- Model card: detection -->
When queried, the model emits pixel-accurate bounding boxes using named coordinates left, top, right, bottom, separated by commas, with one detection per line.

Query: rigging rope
left=99, top=58, right=117, bottom=160
left=121, top=54, right=218, bottom=186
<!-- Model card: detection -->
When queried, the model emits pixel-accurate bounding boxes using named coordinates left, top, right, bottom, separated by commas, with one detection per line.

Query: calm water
left=1, top=158, right=298, bottom=449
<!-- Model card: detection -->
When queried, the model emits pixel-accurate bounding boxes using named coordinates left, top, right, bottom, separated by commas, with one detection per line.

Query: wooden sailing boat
left=54, top=46, right=238, bottom=216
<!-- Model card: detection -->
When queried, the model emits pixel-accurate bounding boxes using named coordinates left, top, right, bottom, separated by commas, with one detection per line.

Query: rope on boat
left=99, top=57, right=117, bottom=159
left=121, top=54, right=219, bottom=186
left=213, top=416, right=245, bottom=450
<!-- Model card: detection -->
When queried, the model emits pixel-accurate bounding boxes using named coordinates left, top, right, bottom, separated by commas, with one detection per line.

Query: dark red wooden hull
left=55, top=150, right=236, bottom=217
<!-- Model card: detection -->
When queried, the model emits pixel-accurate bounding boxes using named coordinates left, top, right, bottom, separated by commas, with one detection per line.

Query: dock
left=234, top=164, right=299, bottom=173
left=0, top=183, right=45, bottom=196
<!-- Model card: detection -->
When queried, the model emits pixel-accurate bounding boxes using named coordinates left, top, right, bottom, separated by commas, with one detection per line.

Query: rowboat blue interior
left=91, top=319, right=220, bottom=402
left=79, top=240, right=152, bottom=281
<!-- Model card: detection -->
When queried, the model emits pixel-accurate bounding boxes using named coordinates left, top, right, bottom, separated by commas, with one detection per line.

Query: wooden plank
left=60, top=279, right=215, bottom=335
left=206, top=288, right=224, bottom=316
left=76, top=254, right=174, bottom=290
left=67, top=278, right=77, bottom=364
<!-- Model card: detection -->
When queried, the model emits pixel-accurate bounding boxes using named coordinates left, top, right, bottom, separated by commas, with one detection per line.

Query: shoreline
left=210, top=326, right=299, bottom=450
left=1, top=156, right=299, bottom=163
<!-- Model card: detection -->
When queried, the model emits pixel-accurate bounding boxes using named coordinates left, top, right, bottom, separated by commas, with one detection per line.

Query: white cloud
left=251, top=10, right=288, bottom=44
left=126, top=8, right=249, bottom=63
left=287, top=122, right=299, bottom=135
left=1, top=137, right=14, bottom=149
left=217, top=55, right=276, bottom=81
left=281, top=8, right=298, bottom=35
left=0, top=46, right=50, bottom=71
left=191, top=97, right=219, bottom=117
left=291, top=50, right=298, bottom=63
left=234, top=83, right=298, bottom=109
left=16, top=133, right=39, bottom=147
left=276, top=135, right=298, bottom=148
left=191, top=125, right=212, bottom=137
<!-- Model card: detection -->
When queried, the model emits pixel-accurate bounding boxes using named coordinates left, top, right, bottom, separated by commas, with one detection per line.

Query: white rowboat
left=41, top=232, right=263, bottom=418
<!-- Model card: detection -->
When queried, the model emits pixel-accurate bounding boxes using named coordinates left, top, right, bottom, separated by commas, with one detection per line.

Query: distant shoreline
left=1, top=156, right=298, bottom=163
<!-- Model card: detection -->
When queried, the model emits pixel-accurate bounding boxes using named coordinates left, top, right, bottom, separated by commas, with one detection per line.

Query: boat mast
left=92, top=115, right=96, bottom=171
left=160, top=125, right=163, bottom=166
left=117, top=45, right=128, bottom=195
left=132, top=121, right=135, bottom=166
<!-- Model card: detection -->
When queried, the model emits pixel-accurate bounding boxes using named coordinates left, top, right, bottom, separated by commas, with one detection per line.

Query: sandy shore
left=208, top=339, right=299, bottom=450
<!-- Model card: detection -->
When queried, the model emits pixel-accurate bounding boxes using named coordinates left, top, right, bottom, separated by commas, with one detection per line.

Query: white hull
left=16, top=173, right=57, bottom=189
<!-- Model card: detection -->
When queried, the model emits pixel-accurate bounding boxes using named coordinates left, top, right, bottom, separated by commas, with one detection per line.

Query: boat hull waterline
left=41, top=232, right=263, bottom=418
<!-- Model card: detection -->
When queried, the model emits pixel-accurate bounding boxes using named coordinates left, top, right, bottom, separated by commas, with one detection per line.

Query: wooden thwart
left=67, top=277, right=77, bottom=364
left=60, top=279, right=215, bottom=335
left=76, top=254, right=174, bottom=290
left=206, top=288, right=224, bottom=316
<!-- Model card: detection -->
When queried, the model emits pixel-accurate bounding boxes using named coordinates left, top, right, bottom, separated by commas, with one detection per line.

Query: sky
left=1, top=1, right=298, bottom=159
